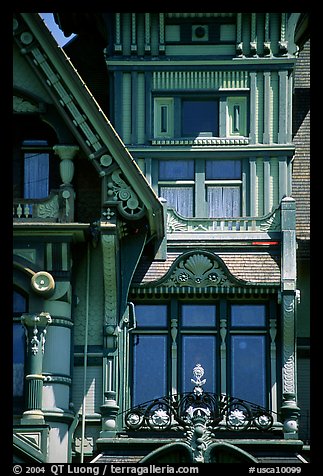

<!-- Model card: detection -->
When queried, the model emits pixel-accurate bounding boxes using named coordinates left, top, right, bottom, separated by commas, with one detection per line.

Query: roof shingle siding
left=292, top=39, right=310, bottom=249
left=132, top=251, right=281, bottom=286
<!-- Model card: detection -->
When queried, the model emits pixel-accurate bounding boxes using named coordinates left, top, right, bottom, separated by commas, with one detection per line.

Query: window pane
left=160, top=186, right=194, bottom=217
left=159, top=160, right=194, bottom=180
left=182, top=100, right=218, bottom=137
left=182, top=335, right=216, bottom=393
left=13, top=323, right=25, bottom=397
left=135, top=305, right=167, bottom=327
left=133, top=335, right=167, bottom=405
left=24, top=152, right=49, bottom=199
left=207, top=186, right=240, bottom=217
left=231, top=335, right=266, bottom=406
left=206, top=160, right=241, bottom=179
left=231, top=304, right=266, bottom=327
left=182, top=304, right=216, bottom=327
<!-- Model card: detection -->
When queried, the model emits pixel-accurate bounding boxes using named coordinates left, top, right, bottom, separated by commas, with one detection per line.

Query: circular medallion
left=31, top=271, right=55, bottom=296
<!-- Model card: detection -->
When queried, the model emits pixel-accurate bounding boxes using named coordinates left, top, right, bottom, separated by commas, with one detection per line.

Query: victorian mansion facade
left=13, top=13, right=310, bottom=464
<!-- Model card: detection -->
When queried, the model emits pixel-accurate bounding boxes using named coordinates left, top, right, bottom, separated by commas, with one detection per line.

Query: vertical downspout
left=80, top=242, right=90, bottom=463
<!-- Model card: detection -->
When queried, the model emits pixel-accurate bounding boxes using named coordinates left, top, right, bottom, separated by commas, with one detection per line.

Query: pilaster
left=101, top=225, right=119, bottom=406
left=279, top=197, right=300, bottom=438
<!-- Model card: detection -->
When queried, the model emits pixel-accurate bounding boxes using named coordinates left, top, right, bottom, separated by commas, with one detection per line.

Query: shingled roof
left=292, top=38, right=310, bottom=256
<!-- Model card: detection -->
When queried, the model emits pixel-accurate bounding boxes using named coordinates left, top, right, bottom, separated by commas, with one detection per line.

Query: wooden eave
left=15, top=13, right=164, bottom=242
left=12, top=222, right=89, bottom=242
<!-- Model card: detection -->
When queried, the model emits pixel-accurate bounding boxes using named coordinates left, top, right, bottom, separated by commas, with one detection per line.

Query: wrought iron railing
left=123, top=364, right=275, bottom=433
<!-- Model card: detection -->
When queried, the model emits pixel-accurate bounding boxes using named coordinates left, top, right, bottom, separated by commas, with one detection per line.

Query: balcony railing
left=13, top=188, right=74, bottom=223
left=166, top=204, right=281, bottom=235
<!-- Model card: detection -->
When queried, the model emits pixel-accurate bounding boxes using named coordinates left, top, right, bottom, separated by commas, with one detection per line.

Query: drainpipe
left=80, top=242, right=90, bottom=462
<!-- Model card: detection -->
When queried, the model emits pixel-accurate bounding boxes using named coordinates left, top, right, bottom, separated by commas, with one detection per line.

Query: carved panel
left=101, top=234, right=117, bottom=325
left=13, top=95, right=39, bottom=112
left=282, top=294, right=296, bottom=394
left=162, top=253, right=236, bottom=288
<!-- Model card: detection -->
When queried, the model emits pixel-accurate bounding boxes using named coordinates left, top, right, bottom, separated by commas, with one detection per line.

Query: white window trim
left=227, top=96, right=247, bottom=137
left=154, top=97, right=174, bottom=138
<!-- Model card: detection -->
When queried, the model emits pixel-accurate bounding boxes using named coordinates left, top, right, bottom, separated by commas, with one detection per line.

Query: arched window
left=13, top=116, right=60, bottom=200
left=13, top=289, right=27, bottom=412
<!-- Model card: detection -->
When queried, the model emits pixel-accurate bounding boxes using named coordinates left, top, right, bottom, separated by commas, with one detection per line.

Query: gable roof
left=13, top=13, right=164, bottom=241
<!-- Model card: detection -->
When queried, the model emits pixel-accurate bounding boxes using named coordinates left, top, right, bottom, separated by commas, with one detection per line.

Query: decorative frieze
left=151, top=137, right=249, bottom=146
left=152, top=71, right=249, bottom=90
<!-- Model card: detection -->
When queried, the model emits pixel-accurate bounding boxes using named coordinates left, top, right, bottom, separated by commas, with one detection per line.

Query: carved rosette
left=105, top=169, right=145, bottom=220
left=164, top=253, right=234, bottom=288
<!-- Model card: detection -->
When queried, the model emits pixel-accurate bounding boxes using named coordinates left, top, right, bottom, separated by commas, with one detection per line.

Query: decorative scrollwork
left=106, top=169, right=145, bottom=220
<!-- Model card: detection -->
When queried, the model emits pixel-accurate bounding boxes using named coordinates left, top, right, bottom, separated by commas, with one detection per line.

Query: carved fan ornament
left=164, top=253, right=235, bottom=288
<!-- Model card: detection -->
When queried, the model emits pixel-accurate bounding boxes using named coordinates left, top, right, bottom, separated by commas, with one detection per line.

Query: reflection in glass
left=231, top=304, right=266, bottom=327
left=133, top=335, right=167, bottom=405
left=231, top=335, right=266, bottom=406
left=135, top=305, right=167, bottom=327
left=182, top=304, right=216, bottom=327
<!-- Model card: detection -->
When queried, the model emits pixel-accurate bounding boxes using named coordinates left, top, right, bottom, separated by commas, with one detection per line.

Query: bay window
left=130, top=301, right=273, bottom=411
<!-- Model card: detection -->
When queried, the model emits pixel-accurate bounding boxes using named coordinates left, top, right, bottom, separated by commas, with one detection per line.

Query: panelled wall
left=110, top=67, right=293, bottom=217
left=112, top=69, right=293, bottom=146
left=107, top=12, right=295, bottom=219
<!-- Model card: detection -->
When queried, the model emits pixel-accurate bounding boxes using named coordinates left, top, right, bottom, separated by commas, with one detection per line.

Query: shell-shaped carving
left=184, top=254, right=213, bottom=276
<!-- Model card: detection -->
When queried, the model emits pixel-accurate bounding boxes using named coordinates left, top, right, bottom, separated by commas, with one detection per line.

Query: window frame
left=157, top=157, right=242, bottom=218
left=153, top=93, right=248, bottom=140
left=14, top=140, right=60, bottom=200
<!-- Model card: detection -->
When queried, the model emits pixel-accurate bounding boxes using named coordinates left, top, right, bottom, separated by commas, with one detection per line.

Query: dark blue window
left=182, top=100, right=219, bottom=137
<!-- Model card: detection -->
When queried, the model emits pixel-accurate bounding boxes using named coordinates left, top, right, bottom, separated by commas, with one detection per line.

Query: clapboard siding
left=297, top=357, right=310, bottom=443
left=72, top=366, right=103, bottom=415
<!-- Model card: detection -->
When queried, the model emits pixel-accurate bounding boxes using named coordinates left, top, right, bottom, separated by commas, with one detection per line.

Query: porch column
left=21, top=312, right=52, bottom=424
